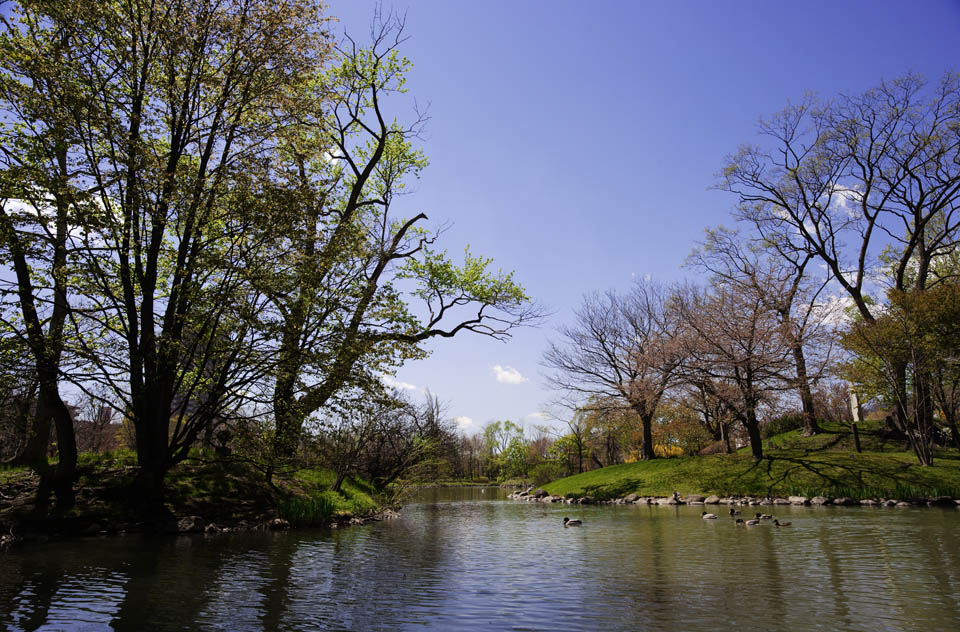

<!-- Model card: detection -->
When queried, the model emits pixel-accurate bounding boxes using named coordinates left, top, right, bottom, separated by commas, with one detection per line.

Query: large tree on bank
left=543, top=280, right=684, bottom=461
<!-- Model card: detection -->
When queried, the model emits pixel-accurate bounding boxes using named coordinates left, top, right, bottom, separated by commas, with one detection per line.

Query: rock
left=267, top=518, right=290, bottom=530
left=895, top=501, right=912, bottom=507
left=578, top=497, right=592, bottom=504
left=773, top=498, right=791, bottom=505
left=666, top=497, right=680, bottom=505
left=718, top=497, right=735, bottom=505
left=80, top=522, right=102, bottom=536
left=882, top=499, right=898, bottom=507
left=860, top=499, right=879, bottom=506
left=688, top=501, right=705, bottom=505
left=531, top=489, right=548, bottom=499
left=927, top=496, right=956, bottom=507
left=177, top=516, right=205, bottom=533
left=204, top=523, right=221, bottom=533
left=810, top=496, right=832, bottom=505
left=704, top=495, right=721, bottom=504
left=684, top=494, right=706, bottom=503
left=623, top=493, right=640, bottom=503
left=565, top=498, right=575, bottom=504
left=759, top=499, right=773, bottom=506
left=834, top=497, right=857, bottom=506
left=788, top=496, right=809, bottom=505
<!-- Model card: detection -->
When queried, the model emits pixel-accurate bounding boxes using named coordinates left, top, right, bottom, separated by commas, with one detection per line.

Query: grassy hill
left=543, top=422, right=960, bottom=501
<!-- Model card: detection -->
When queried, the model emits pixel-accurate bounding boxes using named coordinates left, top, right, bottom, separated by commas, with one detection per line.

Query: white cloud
left=526, top=411, right=550, bottom=421
left=381, top=375, right=418, bottom=391
left=454, top=416, right=474, bottom=430
left=492, top=365, right=529, bottom=385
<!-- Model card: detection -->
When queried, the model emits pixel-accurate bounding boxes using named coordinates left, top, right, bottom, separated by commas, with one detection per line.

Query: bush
left=762, top=413, right=805, bottom=438
left=531, top=461, right=565, bottom=486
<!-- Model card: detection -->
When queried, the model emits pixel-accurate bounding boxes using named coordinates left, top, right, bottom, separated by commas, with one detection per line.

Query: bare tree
left=688, top=227, right=833, bottom=435
left=674, top=282, right=795, bottom=460
left=543, top=280, right=684, bottom=460
left=719, top=73, right=960, bottom=459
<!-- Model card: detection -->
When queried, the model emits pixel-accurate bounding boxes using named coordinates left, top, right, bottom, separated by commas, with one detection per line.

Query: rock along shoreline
left=508, top=487, right=960, bottom=509
left=0, top=507, right=401, bottom=552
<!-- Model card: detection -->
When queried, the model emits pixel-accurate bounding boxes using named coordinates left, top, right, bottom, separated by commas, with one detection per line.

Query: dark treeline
left=0, top=1, right=538, bottom=511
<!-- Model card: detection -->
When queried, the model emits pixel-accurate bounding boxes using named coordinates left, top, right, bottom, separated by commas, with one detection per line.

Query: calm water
left=2, top=487, right=960, bottom=631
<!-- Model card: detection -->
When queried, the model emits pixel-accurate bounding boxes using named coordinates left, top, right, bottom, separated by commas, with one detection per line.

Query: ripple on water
left=1, top=497, right=959, bottom=631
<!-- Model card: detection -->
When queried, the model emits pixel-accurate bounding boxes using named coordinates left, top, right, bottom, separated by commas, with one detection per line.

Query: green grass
left=544, top=448, right=960, bottom=501
left=277, top=469, right=380, bottom=526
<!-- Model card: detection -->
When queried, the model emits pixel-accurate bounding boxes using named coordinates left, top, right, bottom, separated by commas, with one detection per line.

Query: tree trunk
left=851, top=422, right=862, bottom=453
left=944, top=410, right=960, bottom=453
left=792, top=344, right=820, bottom=436
left=42, top=382, right=78, bottom=508
left=640, top=414, right=657, bottom=460
left=133, top=398, right=171, bottom=510
left=744, top=406, right=764, bottom=461
left=330, top=469, right=347, bottom=492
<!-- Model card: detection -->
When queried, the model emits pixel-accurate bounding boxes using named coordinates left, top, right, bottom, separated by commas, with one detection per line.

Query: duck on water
left=563, top=517, right=582, bottom=527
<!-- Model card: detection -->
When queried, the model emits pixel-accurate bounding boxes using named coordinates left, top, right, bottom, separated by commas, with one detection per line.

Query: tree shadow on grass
left=579, top=477, right=645, bottom=501
left=738, top=453, right=960, bottom=499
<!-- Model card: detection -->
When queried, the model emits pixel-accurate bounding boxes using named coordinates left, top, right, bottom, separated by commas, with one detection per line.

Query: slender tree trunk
left=851, top=422, right=862, bottom=453
left=744, top=403, right=764, bottom=461
left=792, top=344, right=820, bottom=435
left=944, top=410, right=960, bottom=453
left=330, top=469, right=347, bottom=492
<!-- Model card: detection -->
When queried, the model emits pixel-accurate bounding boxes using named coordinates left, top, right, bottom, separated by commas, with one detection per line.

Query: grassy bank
left=0, top=451, right=384, bottom=538
left=543, top=424, right=960, bottom=501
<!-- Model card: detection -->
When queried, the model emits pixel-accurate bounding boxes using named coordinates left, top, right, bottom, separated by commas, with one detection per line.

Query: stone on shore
left=810, top=496, right=832, bottom=505
left=177, top=516, right=205, bottom=533
left=788, top=496, right=809, bottom=505
left=704, top=495, right=721, bottom=504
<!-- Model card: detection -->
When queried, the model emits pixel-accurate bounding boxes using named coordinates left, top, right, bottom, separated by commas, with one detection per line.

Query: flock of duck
left=702, top=508, right=792, bottom=527
left=563, top=508, right=793, bottom=528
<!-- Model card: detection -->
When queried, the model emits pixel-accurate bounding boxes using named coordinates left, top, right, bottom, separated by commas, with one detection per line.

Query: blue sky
left=331, top=0, right=960, bottom=435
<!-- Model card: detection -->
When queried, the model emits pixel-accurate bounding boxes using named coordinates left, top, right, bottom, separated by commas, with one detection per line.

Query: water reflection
left=1, top=490, right=959, bottom=631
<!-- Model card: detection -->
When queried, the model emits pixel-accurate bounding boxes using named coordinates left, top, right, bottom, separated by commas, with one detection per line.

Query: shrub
left=762, top=413, right=805, bottom=438
left=531, top=461, right=565, bottom=486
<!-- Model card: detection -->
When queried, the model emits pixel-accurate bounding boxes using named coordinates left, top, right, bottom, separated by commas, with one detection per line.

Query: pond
left=2, top=486, right=959, bottom=630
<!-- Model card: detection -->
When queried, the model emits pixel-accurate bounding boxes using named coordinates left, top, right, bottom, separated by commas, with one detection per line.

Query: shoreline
left=0, top=505, right=401, bottom=552
left=509, top=488, right=960, bottom=508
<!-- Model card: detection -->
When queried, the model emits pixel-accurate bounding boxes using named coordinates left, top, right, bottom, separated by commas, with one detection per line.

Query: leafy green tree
left=842, top=284, right=960, bottom=464
left=250, top=19, right=537, bottom=468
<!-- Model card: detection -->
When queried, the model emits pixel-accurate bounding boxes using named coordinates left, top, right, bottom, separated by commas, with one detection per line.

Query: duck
left=772, top=519, right=792, bottom=527
left=745, top=518, right=761, bottom=526
left=729, top=508, right=741, bottom=516
left=701, top=511, right=718, bottom=520
left=735, top=518, right=746, bottom=526
left=755, top=512, right=773, bottom=520
left=563, top=517, right=582, bottom=527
